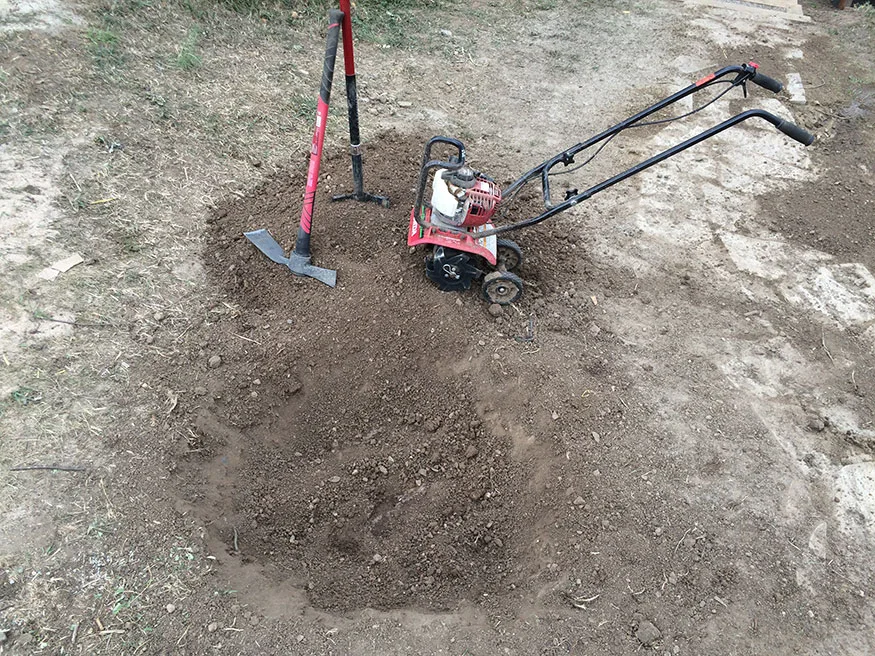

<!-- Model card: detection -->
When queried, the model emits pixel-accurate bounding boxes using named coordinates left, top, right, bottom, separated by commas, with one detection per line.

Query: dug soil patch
left=193, top=132, right=601, bottom=612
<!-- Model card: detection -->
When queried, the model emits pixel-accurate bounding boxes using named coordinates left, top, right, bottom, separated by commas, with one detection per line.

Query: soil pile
left=197, top=132, right=599, bottom=611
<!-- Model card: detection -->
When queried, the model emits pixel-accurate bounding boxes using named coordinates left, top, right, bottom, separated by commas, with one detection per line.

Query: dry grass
left=0, top=1, right=327, bottom=649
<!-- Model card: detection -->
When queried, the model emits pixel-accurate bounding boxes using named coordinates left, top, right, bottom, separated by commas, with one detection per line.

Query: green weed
left=856, top=2, right=875, bottom=30
left=178, top=0, right=211, bottom=19
left=290, top=93, right=318, bottom=120
left=86, top=27, right=124, bottom=68
left=176, top=27, right=203, bottom=71
left=10, top=386, right=42, bottom=406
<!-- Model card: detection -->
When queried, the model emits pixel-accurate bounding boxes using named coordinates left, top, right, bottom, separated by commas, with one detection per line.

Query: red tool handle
left=295, top=9, right=344, bottom=257
left=338, top=0, right=356, bottom=76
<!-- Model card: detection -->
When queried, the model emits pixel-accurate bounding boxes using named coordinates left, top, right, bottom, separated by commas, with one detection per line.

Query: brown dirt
left=762, top=91, right=875, bottom=268
left=193, top=132, right=600, bottom=612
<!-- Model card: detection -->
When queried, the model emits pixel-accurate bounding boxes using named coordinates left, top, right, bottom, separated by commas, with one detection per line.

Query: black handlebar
left=776, top=119, right=815, bottom=145
left=750, top=70, right=783, bottom=94
left=412, top=63, right=814, bottom=239
left=424, top=136, right=466, bottom=170
left=412, top=136, right=467, bottom=226
left=450, top=108, right=815, bottom=240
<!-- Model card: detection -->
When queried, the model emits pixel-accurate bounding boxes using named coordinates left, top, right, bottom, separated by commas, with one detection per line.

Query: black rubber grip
left=319, top=10, right=344, bottom=104
left=751, top=71, right=783, bottom=94
left=776, top=119, right=814, bottom=146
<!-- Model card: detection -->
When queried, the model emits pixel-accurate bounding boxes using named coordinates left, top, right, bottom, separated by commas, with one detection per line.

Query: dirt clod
left=636, top=620, right=662, bottom=646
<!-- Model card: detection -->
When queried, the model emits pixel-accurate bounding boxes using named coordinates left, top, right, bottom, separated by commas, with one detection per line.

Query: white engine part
left=429, top=169, right=467, bottom=226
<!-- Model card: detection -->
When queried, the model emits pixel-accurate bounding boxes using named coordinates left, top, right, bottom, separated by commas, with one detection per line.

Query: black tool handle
left=750, top=71, right=783, bottom=93
left=775, top=119, right=815, bottom=145
left=319, top=10, right=344, bottom=105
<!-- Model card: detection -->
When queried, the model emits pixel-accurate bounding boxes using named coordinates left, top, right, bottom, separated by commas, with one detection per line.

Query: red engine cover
left=458, top=178, right=502, bottom=228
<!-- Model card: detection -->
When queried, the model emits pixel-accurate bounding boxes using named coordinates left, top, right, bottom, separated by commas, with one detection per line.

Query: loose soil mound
left=198, top=132, right=599, bottom=611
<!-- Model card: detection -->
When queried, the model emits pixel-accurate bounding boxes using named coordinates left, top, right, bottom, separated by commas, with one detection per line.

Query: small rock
left=207, top=622, right=218, bottom=633
left=672, top=646, right=681, bottom=655
left=654, top=527, right=664, bottom=537
left=635, top=620, right=661, bottom=646
left=378, top=465, right=388, bottom=475
left=208, top=355, right=222, bottom=369
left=488, top=303, right=503, bottom=317
left=397, top=100, right=413, bottom=108
left=551, top=410, right=559, bottom=421
left=153, top=311, right=165, bottom=322
left=808, top=418, right=825, bottom=432
left=465, top=445, right=479, bottom=459
left=493, top=537, right=503, bottom=547
left=573, top=496, right=586, bottom=506
left=0, top=630, right=6, bottom=643
left=372, top=553, right=382, bottom=563
left=492, top=352, right=501, bottom=361
left=143, top=334, right=155, bottom=345
left=194, top=386, right=207, bottom=396
left=23, top=185, right=41, bottom=195
left=592, top=431, right=601, bottom=443
left=424, top=418, right=441, bottom=432
left=440, top=28, right=452, bottom=36
left=297, top=634, right=305, bottom=643
left=329, top=476, right=341, bottom=483
left=166, top=603, right=176, bottom=614
left=668, top=572, right=678, bottom=584
left=588, top=323, right=601, bottom=337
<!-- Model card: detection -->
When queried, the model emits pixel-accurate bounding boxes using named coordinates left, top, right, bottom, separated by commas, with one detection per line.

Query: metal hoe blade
left=244, top=229, right=289, bottom=265
left=244, top=229, right=337, bottom=288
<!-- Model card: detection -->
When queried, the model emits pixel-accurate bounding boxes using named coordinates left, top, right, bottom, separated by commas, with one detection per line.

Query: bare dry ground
left=2, top=0, right=875, bottom=654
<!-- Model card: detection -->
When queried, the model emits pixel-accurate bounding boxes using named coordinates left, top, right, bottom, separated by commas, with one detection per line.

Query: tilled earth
left=191, top=132, right=608, bottom=612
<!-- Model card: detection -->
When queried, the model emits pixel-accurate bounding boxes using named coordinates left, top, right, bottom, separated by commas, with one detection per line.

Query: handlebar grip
left=751, top=71, right=783, bottom=94
left=776, top=119, right=814, bottom=146
left=424, top=136, right=466, bottom=170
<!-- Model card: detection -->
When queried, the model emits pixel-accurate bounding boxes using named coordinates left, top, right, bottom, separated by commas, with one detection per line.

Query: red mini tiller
left=408, top=63, right=814, bottom=305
